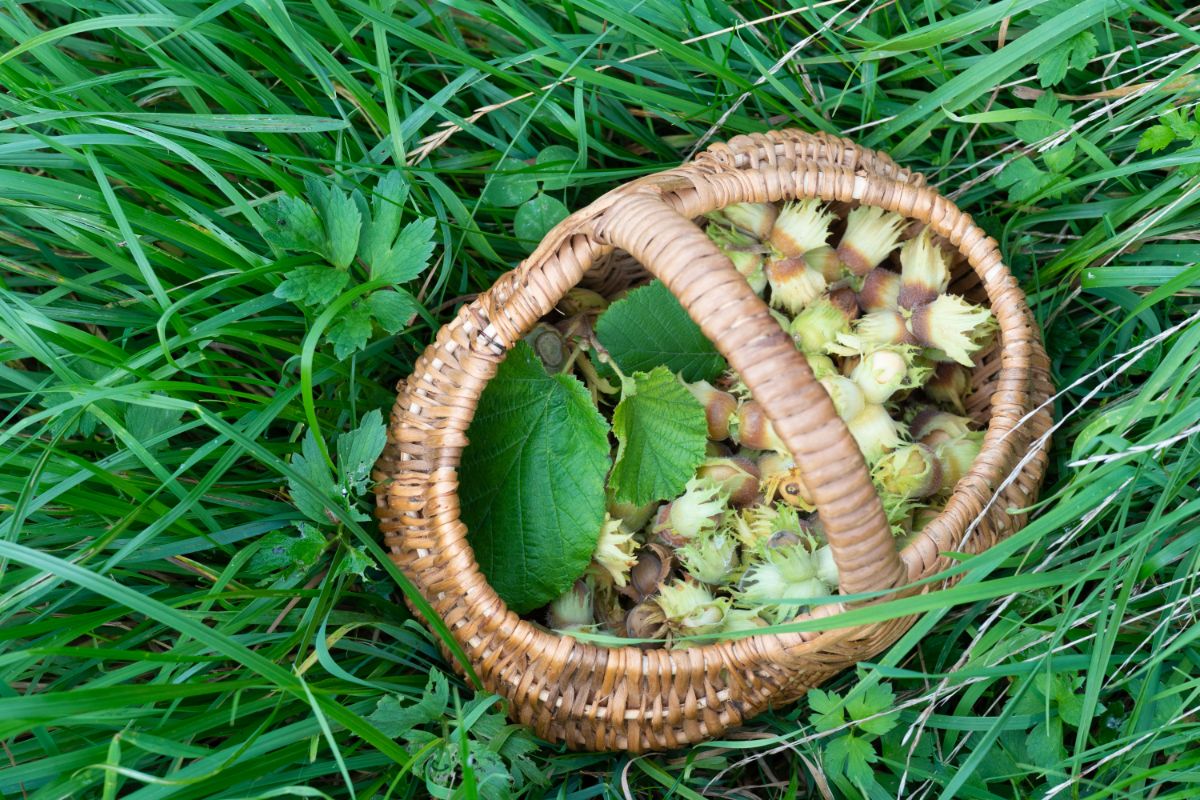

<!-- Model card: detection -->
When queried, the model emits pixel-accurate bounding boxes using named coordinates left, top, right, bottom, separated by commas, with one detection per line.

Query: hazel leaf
left=595, top=280, right=726, bottom=382
left=609, top=367, right=708, bottom=506
left=459, top=341, right=611, bottom=613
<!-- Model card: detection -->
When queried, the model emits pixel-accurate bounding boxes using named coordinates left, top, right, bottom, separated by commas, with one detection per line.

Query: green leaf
left=1038, top=31, right=1096, bottom=87
left=1025, top=716, right=1066, bottom=770
left=326, top=302, right=374, bottom=360
left=262, top=194, right=324, bottom=254
left=350, top=186, right=369, bottom=226
left=367, top=289, right=421, bottom=333
left=974, top=733, right=1020, bottom=782
left=869, top=0, right=1112, bottom=154
left=335, top=545, right=374, bottom=579
left=288, top=431, right=339, bottom=525
left=1037, top=48, right=1070, bottom=89
left=609, top=367, right=707, bottom=506
left=303, top=176, right=332, bottom=218
left=822, top=734, right=849, bottom=775
left=245, top=523, right=326, bottom=579
left=337, top=408, right=387, bottom=495
left=1031, top=0, right=1075, bottom=20
left=273, top=265, right=349, bottom=307
left=1014, top=93, right=1074, bottom=145
left=322, top=186, right=363, bottom=269
left=1179, top=149, right=1200, bottom=177
left=848, top=683, right=899, bottom=735
left=807, top=688, right=845, bottom=733
left=1043, top=142, right=1076, bottom=173
left=535, top=144, right=578, bottom=190
left=1069, top=31, right=1098, bottom=71
left=1053, top=675, right=1086, bottom=727
left=1137, top=124, right=1176, bottom=153
left=856, top=709, right=900, bottom=736
left=124, top=395, right=181, bottom=447
left=482, top=156, right=538, bottom=207
left=1010, top=678, right=1048, bottom=716
left=370, top=217, right=437, bottom=283
left=513, top=194, right=568, bottom=243
left=1162, top=109, right=1200, bottom=141
left=882, top=726, right=935, bottom=774
left=848, top=681, right=894, bottom=718
left=825, top=734, right=877, bottom=785
left=472, top=709, right=545, bottom=788
left=368, top=672, right=450, bottom=737
left=595, top=280, right=726, bottom=382
left=466, top=749, right=514, bottom=797
left=995, top=157, right=1058, bottom=202
left=458, top=341, right=611, bottom=613
left=360, top=171, right=410, bottom=266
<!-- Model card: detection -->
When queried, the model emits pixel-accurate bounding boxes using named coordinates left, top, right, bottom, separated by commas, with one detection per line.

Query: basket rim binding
left=375, top=129, right=1053, bottom=751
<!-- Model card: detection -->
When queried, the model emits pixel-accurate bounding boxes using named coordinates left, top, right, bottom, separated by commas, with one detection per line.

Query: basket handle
left=592, top=191, right=907, bottom=598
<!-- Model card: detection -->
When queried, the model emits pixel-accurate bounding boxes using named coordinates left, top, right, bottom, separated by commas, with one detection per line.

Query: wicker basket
left=374, top=129, right=1054, bottom=752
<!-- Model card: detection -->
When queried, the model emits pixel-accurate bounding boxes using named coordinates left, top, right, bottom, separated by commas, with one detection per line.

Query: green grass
left=2, top=1, right=1199, bottom=797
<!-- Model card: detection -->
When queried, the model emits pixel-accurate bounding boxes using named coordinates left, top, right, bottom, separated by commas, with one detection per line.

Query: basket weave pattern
left=375, top=130, right=1054, bottom=752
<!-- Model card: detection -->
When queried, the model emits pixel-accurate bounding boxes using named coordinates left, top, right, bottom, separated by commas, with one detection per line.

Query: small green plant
left=1136, top=106, right=1200, bottom=176
left=998, top=93, right=1079, bottom=203
left=256, top=410, right=388, bottom=583
left=367, top=671, right=547, bottom=799
left=1032, top=1, right=1098, bottom=87
left=807, top=678, right=901, bottom=796
left=266, top=172, right=436, bottom=358
left=482, top=146, right=574, bottom=242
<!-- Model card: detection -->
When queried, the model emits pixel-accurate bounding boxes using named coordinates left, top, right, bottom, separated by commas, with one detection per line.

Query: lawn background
left=2, top=1, right=1199, bottom=798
